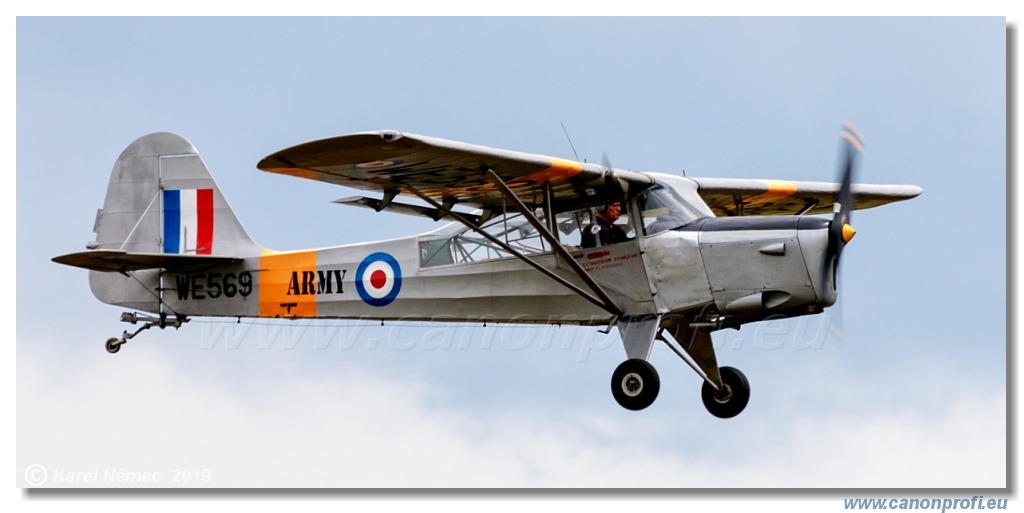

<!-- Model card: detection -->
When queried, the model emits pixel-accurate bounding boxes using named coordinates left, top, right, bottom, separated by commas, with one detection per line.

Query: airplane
left=53, top=125, right=921, bottom=417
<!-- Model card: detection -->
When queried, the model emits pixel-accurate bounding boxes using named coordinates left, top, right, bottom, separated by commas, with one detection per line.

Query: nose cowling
left=797, top=216, right=839, bottom=309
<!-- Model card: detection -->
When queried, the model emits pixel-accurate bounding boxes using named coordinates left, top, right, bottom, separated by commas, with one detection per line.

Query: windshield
left=637, top=179, right=712, bottom=235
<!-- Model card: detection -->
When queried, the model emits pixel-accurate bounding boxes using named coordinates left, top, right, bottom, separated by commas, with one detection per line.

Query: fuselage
left=100, top=174, right=838, bottom=330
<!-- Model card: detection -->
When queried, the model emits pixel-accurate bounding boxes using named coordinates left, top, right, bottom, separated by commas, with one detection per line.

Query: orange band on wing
left=260, top=166, right=324, bottom=181
left=744, top=180, right=798, bottom=206
left=258, top=249, right=318, bottom=318
left=415, top=156, right=584, bottom=200
left=511, top=157, right=583, bottom=186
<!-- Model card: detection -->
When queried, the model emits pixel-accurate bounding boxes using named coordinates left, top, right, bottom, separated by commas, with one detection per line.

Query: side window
left=553, top=210, right=590, bottom=248
left=573, top=202, right=635, bottom=248
left=419, top=210, right=552, bottom=267
left=545, top=206, right=636, bottom=250
left=418, top=199, right=644, bottom=268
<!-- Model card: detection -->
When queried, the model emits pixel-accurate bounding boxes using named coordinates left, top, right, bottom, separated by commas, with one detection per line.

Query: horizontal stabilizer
left=53, top=250, right=240, bottom=273
left=333, top=196, right=484, bottom=225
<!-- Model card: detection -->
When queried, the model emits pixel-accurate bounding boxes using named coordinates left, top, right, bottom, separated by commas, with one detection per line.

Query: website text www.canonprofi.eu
left=844, top=497, right=1008, bottom=512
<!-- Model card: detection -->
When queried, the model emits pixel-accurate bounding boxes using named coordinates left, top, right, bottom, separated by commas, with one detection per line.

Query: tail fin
left=93, top=132, right=262, bottom=257
left=54, top=133, right=262, bottom=313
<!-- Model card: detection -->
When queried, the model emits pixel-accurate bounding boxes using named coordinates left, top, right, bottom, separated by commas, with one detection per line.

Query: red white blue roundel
left=356, top=252, right=402, bottom=307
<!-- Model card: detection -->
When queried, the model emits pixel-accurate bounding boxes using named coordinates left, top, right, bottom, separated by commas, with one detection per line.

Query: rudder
left=85, top=133, right=262, bottom=312
left=92, top=132, right=262, bottom=257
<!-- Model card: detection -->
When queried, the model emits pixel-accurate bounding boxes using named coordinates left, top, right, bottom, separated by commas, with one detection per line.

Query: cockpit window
left=419, top=210, right=552, bottom=267
left=637, top=181, right=710, bottom=236
left=418, top=177, right=707, bottom=267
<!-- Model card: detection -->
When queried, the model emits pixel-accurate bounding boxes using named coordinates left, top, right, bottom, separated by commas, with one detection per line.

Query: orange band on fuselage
left=258, top=249, right=318, bottom=318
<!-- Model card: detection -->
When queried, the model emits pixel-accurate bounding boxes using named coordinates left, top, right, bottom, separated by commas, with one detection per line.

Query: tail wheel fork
left=104, top=312, right=188, bottom=354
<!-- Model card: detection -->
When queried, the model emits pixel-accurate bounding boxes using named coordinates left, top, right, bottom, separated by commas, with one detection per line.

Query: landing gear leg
left=103, top=312, right=188, bottom=354
left=662, top=317, right=752, bottom=418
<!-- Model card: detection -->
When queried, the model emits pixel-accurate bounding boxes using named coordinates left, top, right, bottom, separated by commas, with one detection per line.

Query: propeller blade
left=602, top=152, right=629, bottom=196
left=829, top=122, right=864, bottom=259
left=602, top=152, right=613, bottom=173
left=820, top=122, right=865, bottom=312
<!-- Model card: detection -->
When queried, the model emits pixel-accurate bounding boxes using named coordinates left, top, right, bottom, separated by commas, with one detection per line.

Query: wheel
left=105, top=338, right=122, bottom=354
left=701, top=366, right=750, bottom=418
left=611, top=359, right=660, bottom=411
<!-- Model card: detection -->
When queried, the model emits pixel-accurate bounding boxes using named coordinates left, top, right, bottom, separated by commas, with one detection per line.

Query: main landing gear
left=610, top=317, right=751, bottom=418
left=611, top=359, right=660, bottom=411
left=700, top=366, right=750, bottom=418
left=610, top=359, right=750, bottom=417
left=104, top=312, right=188, bottom=354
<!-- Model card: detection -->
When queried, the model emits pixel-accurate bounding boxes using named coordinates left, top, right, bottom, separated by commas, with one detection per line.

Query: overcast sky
left=13, top=15, right=1011, bottom=511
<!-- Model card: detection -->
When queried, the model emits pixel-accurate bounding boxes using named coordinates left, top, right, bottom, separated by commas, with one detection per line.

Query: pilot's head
left=597, top=202, right=622, bottom=223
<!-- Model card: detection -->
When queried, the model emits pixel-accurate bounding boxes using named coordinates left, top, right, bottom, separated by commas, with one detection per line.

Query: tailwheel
left=611, top=359, right=660, bottom=411
left=105, top=337, right=123, bottom=354
left=101, top=312, right=189, bottom=354
left=701, top=366, right=750, bottom=418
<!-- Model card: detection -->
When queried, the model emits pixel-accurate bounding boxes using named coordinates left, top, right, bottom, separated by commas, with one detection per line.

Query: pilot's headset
left=595, top=202, right=625, bottom=214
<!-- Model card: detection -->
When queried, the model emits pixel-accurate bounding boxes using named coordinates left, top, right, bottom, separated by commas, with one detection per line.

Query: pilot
left=581, top=201, right=631, bottom=248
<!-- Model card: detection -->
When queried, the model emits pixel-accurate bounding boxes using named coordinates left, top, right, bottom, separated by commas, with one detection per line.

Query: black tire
left=105, top=338, right=121, bottom=354
left=701, top=366, right=750, bottom=418
left=611, top=359, right=660, bottom=411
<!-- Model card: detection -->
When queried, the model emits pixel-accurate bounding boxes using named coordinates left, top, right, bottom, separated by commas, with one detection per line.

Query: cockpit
left=418, top=175, right=713, bottom=268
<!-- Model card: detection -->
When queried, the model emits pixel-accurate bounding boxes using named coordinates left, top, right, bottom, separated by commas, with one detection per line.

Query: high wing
left=689, top=177, right=923, bottom=217
left=257, top=131, right=654, bottom=214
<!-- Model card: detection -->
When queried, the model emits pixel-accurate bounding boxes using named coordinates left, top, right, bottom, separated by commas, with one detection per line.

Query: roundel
left=355, top=252, right=403, bottom=307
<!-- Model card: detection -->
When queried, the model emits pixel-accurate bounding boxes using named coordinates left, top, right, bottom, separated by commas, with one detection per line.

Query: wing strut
left=401, top=183, right=623, bottom=318
left=485, top=169, right=624, bottom=317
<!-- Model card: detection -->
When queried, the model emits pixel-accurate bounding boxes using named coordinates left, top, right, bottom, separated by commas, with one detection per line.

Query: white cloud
left=17, top=343, right=1005, bottom=489
left=725, top=396, right=1006, bottom=488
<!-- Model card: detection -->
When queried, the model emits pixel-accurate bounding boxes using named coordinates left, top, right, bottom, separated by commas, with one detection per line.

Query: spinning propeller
left=829, top=121, right=864, bottom=262
left=822, top=122, right=865, bottom=346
